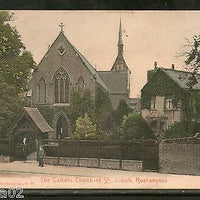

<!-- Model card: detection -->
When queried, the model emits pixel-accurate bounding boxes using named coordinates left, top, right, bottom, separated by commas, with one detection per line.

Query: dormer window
left=58, top=44, right=66, bottom=55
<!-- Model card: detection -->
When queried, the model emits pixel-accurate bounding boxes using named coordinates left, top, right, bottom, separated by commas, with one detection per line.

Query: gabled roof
left=111, top=53, right=129, bottom=72
left=97, top=71, right=128, bottom=94
left=142, top=67, right=200, bottom=92
left=160, top=68, right=200, bottom=90
left=36, top=32, right=108, bottom=91
left=71, top=45, right=109, bottom=91
left=24, top=107, right=53, bottom=133
left=9, top=107, right=53, bottom=134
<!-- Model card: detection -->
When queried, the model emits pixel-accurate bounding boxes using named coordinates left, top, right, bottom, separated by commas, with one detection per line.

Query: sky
left=10, top=11, right=200, bottom=97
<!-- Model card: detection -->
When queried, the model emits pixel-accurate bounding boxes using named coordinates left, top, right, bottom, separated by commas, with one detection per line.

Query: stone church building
left=26, top=20, right=131, bottom=139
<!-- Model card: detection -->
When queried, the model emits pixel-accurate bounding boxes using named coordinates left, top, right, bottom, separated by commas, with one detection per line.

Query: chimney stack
left=172, top=64, right=175, bottom=70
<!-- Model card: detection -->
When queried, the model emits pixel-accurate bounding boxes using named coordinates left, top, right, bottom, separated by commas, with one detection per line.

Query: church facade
left=27, top=21, right=131, bottom=139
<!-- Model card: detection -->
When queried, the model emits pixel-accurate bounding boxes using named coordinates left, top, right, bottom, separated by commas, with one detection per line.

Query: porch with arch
left=8, top=107, right=53, bottom=161
left=52, top=112, right=72, bottom=139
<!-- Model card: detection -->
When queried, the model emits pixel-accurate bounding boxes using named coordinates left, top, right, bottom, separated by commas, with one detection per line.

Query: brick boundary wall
left=159, top=139, right=200, bottom=176
left=44, top=156, right=143, bottom=172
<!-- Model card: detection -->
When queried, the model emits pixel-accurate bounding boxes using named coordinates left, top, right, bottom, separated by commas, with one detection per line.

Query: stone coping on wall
left=161, top=138, right=200, bottom=144
left=44, top=156, right=143, bottom=171
left=0, top=155, right=10, bottom=163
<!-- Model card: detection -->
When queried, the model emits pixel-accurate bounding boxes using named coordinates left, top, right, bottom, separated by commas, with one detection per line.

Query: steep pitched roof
left=36, top=32, right=108, bottom=91
left=97, top=71, right=128, bottom=94
left=111, top=54, right=129, bottom=71
left=9, top=107, right=53, bottom=135
left=142, top=67, right=200, bottom=92
left=24, top=107, right=53, bottom=133
left=71, top=45, right=109, bottom=91
left=160, top=68, right=200, bottom=90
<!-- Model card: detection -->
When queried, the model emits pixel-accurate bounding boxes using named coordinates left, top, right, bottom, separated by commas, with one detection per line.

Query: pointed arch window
left=54, top=67, right=70, bottom=104
left=39, top=78, right=46, bottom=103
left=77, top=77, right=85, bottom=94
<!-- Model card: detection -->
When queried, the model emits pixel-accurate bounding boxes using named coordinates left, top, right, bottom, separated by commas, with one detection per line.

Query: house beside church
left=141, top=63, right=200, bottom=136
left=26, top=20, right=131, bottom=139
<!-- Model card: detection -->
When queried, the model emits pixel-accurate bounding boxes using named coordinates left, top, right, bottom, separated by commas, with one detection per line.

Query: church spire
left=118, top=18, right=123, bottom=55
left=110, top=19, right=129, bottom=72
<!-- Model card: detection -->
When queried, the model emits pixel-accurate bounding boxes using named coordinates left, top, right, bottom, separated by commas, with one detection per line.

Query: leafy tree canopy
left=70, top=89, right=94, bottom=123
left=73, top=114, right=97, bottom=140
left=164, top=121, right=200, bottom=139
left=121, top=113, right=155, bottom=140
left=184, top=35, right=200, bottom=89
left=0, top=11, right=35, bottom=135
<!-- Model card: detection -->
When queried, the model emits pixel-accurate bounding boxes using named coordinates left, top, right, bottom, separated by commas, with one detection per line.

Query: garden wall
left=44, top=156, right=143, bottom=171
left=159, top=138, right=200, bottom=175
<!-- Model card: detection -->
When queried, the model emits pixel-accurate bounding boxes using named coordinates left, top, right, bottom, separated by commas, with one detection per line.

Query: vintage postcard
left=0, top=11, right=200, bottom=192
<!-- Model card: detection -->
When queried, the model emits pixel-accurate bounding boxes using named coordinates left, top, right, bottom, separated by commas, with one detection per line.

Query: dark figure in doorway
left=22, top=137, right=27, bottom=161
left=38, top=146, right=45, bottom=167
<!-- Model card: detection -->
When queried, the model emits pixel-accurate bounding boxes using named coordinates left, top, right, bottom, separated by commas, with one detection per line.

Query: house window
left=39, top=78, right=46, bottom=103
left=150, top=96, right=156, bottom=109
left=165, top=96, right=173, bottom=109
left=54, top=67, right=70, bottom=104
left=77, top=77, right=85, bottom=94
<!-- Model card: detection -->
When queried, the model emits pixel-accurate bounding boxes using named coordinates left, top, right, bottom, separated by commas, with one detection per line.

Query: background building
left=141, top=63, right=200, bottom=136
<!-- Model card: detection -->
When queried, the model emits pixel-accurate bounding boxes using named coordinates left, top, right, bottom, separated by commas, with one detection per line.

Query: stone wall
left=44, top=156, right=142, bottom=171
left=159, top=139, right=200, bottom=175
left=0, top=156, right=10, bottom=163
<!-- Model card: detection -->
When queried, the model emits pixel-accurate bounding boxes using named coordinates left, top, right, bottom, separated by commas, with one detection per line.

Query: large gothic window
left=39, top=78, right=46, bottom=103
left=54, top=67, right=70, bottom=103
left=77, top=77, right=85, bottom=94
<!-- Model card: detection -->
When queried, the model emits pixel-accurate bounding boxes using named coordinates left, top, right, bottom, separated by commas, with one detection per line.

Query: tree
left=95, top=86, right=113, bottom=130
left=164, top=121, right=200, bottom=139
left=0, top=11, right=35, bottom=136
left=184, top=35, right=200, bottom=89
left=102, top=99, right=133, bottom=138
left=70, top=89, right=94, bottom=124
left=112, top=99, right=133, bottom=125
left=73, top=114, right=97, bottom=140
left=121, top=113, right=155, bottom=140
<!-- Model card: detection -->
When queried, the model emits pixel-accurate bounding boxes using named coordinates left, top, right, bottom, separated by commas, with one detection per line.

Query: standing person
left=38, top=146, right=45, bottom=167
left=22, top=137, right=27, bottom=161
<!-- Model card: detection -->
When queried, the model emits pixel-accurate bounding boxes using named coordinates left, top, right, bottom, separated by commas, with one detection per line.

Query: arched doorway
left=53, top=112, right=72, bottom=139
left=14, top=131, right=37, bottom=160
left=9, top=107, right=53, bottom=161
left=56, top=115, right=68, bottom=139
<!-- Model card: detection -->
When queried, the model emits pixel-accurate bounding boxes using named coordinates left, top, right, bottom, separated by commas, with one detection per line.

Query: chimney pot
left=172, top=64, right=175, bottom=70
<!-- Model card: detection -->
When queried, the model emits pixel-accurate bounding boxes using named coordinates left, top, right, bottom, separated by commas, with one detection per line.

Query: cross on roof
left=59, top=23, right=64, bottom=32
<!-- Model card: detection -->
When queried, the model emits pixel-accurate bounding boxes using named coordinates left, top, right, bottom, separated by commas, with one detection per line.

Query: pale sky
left=10, top=11, right=200, bottom=97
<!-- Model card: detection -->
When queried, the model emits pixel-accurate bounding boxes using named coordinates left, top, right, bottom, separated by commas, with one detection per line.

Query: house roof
left=97, top=71, right=128, bottom=94
left=160, top=68, right=200, bottom=90
left=24, top=107, right=53, bottom=133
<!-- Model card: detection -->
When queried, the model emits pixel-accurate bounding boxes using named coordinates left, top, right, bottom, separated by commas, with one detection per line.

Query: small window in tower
left=58, top=44, right=66, bottom=55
